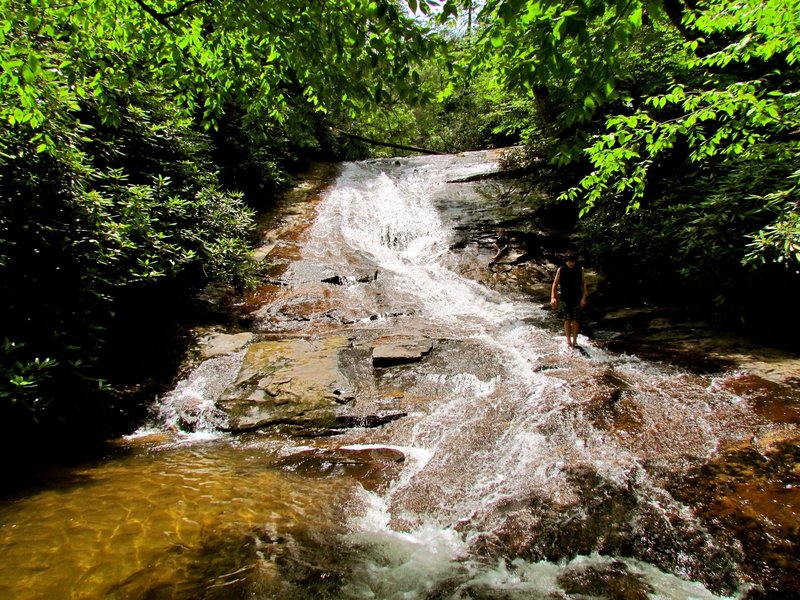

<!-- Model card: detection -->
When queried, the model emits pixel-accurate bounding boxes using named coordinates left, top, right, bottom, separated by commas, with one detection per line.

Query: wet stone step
left=371, top=335, right=434, bottom=368
left=272, top=446, right=406, bottom=492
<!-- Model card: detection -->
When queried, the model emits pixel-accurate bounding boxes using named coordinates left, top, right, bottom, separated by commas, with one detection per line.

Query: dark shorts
left=559, top=301, right=581, bottom=321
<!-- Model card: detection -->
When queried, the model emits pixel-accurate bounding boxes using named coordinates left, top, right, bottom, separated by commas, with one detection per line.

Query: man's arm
left=551, top=268, right=561, bottom=308
left=580, top=268, right=588, bottom=308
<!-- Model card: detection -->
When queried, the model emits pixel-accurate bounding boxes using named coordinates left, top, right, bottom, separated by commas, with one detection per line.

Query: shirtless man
left=551, top=251, right=587, bottom=347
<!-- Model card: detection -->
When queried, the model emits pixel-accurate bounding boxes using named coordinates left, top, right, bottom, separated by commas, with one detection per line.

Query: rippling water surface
left=1, top=151, right=797, bottom=599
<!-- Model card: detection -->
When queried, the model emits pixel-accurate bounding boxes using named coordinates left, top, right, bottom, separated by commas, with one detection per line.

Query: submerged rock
left=333, top=411, right=407, bottom=428
left=558, top=560, right=654, bottom=600
left=273, top=446, right=405, bottom=492
left=321, top=270, right=378, bottom=285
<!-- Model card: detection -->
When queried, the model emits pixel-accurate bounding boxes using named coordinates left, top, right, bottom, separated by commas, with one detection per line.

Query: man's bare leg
left=570, top=319, right=580, bottom=347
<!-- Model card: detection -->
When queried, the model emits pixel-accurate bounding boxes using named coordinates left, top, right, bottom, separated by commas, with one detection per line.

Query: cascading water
left=296, top=158, right=539, bottom=331
left=1, top=150, right=795, bottom=599
left=282, top=153, right=759, bottom=598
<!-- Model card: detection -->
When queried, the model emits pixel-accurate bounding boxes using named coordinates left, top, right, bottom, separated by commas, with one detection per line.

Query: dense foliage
left=430, top=0, right=799, bottom=334
left=0, top=87, right=258, bottom=435
left=0, top=0, right=437, bottom=438
left=3, top=0, right=799, bottom=439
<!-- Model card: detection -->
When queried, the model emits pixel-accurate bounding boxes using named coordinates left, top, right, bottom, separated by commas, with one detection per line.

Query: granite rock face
left=199, top=331, right=254, bottom=358
left=371, top=335, right=434, bottom=368
left=217, top=335, right=354, bottom=431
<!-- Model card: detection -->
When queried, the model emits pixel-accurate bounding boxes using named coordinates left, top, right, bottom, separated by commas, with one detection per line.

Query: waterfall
left=133, top=150, right=770, bottom=598
left=302, top=156, right=538, bottom=331
left=286, top=152, right=754, bottom=598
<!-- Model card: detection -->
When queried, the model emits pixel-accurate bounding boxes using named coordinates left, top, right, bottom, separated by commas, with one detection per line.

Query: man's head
left=565, top=251, right=578, bottom=264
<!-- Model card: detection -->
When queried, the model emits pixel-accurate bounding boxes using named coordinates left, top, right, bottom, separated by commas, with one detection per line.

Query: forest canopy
left=1, top=0, right=798, bottom=438
left=0, top=0, right=437, bottom=435
left=435, top=0, right=798, bottom=316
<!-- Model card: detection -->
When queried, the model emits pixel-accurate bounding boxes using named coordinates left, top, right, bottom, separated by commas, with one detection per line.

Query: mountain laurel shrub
left=0, top=92, right=258, bottom=437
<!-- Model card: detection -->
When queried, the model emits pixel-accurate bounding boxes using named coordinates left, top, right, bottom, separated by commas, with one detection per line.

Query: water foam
left=342, top=487, right=470, bottom=600
left=343, top=489, right=743, bottom=600
left=152, top=350, right=244, bottom=436
left=308, top=158, right=538, bottom=334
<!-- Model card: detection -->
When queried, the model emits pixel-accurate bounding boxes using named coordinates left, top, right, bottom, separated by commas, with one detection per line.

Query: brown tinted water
left=1, top=152, right=798, bottom=599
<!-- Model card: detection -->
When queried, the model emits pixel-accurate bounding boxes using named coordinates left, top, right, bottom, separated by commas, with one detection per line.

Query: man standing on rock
left=551, top=251, right=587, bottom=348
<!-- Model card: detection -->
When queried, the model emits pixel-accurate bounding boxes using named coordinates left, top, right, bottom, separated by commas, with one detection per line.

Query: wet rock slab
left=669, top=428, right=800, bottom=595
left=198, top=331, right=254, bottom=358
left=371, top=335, right=434, bottom=368
left=593, top=306, right=800, bottom=384
left=217, top=335, right=355, bottom=431
left=558, top=560, right=654, bottom=600
left=273, top=446, right=405, bottom=492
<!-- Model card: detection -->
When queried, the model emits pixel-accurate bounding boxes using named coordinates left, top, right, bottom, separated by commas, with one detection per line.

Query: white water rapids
left=246, top=152, right=756, bottom=598
left=4, top=150, right=782, bottom=599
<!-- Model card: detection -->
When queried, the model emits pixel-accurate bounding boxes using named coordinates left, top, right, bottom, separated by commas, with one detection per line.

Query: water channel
left=0, top=150, right=798, bottom=599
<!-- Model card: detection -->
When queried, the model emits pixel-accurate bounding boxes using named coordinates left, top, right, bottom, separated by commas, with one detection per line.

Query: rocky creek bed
left=4, top=152, right=796, bottom=599
left=194, top=158, right=800, bottom=440
left=177, top=154, right=799, bottom=596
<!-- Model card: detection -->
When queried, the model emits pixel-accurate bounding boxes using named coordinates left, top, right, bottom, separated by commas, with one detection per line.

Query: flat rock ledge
left=199, top=331, right=254, bottom=359
left=371, top=335, right=434, bottom=368
left=213, top=334, right=411, bottom=434
left=216, top=335, right=355, bottom=432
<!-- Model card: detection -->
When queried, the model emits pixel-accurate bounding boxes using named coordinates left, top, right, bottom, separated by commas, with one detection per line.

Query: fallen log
left=334, top=129, right=446, bottom=155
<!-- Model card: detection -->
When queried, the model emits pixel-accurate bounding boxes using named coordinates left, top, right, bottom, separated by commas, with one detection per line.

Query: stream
left=0, top=150, right=798, bottom=599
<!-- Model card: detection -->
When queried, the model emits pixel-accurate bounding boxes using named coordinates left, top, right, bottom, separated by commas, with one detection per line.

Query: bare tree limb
left=334, top=129, right=446, bottom=155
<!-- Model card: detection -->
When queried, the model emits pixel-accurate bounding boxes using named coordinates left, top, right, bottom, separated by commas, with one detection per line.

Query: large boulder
left=216, top=335, right=355, bottom=431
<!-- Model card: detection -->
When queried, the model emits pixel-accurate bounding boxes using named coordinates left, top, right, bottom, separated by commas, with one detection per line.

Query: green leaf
left=629, top=6, right=643, bottom=27
left=553, top=18, right=566, bottom=41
